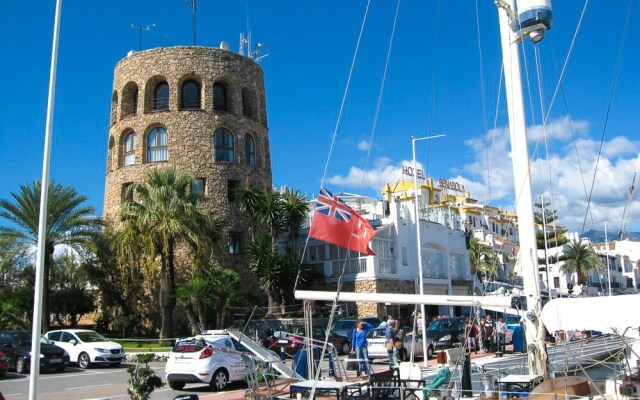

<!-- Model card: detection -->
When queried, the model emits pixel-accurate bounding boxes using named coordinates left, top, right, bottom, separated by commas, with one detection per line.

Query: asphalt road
left=0, top=352, right=530, bottom=400
left=0, top=361, right=241, bottom=400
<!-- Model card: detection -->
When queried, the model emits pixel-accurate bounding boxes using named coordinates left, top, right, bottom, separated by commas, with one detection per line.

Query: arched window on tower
left=153, top=82, right=169, bottom=110
left=214, top=128, right=234, bottom=162
left=244, top=133, right=256, bottom=166
left=123, top=131, right=136, bottom=166
left=242, top=87, right=254, bottom=118
left=111, top=91, right=118, bottom=123
left=122, top=82, right=138, bottom=117
left=181, top=80, right=201, bottom=109
left=213, top=83, right=227, bottom=111
left=147, top=127, right=168, bottom=162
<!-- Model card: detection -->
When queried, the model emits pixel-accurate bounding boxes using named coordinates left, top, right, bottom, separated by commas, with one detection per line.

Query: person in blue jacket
left=351, top=319, right=374, bottom=377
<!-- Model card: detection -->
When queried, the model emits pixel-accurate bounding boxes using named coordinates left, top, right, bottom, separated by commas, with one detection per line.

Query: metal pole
left=605, top=221, right=612, bottom=296
left=412, top=134, right=444, bottom=367
left=496, top=0, right=545, bottom=378
left=29, top=0, right=61, bottom=399
left=540, top=194, right=551, bottom=299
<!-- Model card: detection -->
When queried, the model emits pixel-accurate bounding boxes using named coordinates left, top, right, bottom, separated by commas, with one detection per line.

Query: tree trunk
left=197, top=301, right=208, bottom=331
left=184, top=303, right=200, bottom=335
left=159, top=253, right=176, bottom=345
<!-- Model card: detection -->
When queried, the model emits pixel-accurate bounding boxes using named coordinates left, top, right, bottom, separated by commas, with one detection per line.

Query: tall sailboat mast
left=495, top=0, right=553, bottom=377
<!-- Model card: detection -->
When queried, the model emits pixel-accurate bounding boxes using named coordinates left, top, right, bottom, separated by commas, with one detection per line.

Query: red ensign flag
left=309, top=187, right=375, bottom=255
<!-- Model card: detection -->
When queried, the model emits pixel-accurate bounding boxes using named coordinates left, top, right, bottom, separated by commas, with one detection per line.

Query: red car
left=0, top=351, right=8, bottom=377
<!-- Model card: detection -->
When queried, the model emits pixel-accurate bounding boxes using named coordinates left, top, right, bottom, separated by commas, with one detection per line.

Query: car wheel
left=427, top=345, right=434, bottom=359
left=210, top=368, right=229, bottom=391
left=78, top=352, right=91, bottom=369
left=169, top=380, right=186, bottom=390
left=341, top=342, right=351, bottom=355
left=16, top=357, right=27, bottom=374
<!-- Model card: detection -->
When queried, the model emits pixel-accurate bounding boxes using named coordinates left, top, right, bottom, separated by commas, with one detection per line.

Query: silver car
left=366, top=327, right=434, bottom=361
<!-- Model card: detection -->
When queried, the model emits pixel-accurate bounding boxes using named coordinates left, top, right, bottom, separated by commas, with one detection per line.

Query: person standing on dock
left=352, top=319, right=374, bottom=377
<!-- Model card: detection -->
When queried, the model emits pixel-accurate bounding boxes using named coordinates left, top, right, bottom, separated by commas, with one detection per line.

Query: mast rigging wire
left=581, top=0, right=632, bottom=234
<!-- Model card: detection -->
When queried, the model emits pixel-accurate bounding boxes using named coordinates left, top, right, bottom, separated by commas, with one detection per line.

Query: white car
left=367, top=327, right=434, bottom=361
left=45, top=329, right=125, bottom=369
left=165, top=331, right=249, bottom=391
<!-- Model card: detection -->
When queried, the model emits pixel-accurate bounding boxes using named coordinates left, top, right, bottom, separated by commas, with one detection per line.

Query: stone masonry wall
left=104, top=46, right=271, bottom=278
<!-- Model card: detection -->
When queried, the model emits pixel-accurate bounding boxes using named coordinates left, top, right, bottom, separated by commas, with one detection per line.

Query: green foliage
left=0, top=180, right=102, bottom=332
left=468, top=236, right=497, bottom=280
left=119, top=167, right=222, bottom=340
left=126, top=353, right=164, bottom=400
left=560, top=240, right=603, bottom=284
left=534, top=202, right=568, bottom=255
left=238, top=187, right=308, bottom=313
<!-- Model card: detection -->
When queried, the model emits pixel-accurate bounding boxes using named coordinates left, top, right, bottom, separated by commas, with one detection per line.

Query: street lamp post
left=412, top=134, right=444, bottom=367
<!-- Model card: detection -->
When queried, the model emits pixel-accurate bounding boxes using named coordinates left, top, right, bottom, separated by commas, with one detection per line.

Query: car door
left=223, top=337, right=244, bottom=381
left=55, top=331, right=81, bottom=362
left=0, top=333, right=18, bottom=370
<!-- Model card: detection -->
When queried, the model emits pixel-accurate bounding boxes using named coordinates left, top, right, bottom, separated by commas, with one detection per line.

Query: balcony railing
left=331, top=259, right=367, bottom=277
left=377, top=258, right=396, bottom=274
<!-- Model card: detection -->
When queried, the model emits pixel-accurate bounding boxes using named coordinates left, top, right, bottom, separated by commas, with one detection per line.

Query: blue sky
left=1, top=1, right=638, bottom=235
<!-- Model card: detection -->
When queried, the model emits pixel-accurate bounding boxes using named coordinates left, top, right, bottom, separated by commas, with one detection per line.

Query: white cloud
left=357, top=140, right=370, bottom=151
left=328, top=116, right=640, bottom=233
left=326, top=157, right=425, bottom=191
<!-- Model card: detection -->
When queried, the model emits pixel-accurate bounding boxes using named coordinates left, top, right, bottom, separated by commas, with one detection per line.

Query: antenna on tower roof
left=131, top=23, right=156, bottom=51
left=185, top=0, right=198, bottom=45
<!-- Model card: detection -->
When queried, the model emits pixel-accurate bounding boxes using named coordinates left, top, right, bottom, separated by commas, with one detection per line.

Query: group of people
left=465, top=315, right=508, bottom=354
left=350, top=315, right=405, bottom=378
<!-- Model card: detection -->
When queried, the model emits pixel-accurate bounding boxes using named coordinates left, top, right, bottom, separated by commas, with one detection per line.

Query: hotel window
left=228, top=180, right=240, bottom=203
left=147, top=127, right=168, bottom=162
left=229, top=233, right=241, bottom=254
left=123, top=131, right=136, bottom=166
left=245, top=133, right=256, bottom=166
left=181, top=80, right=201, bottom=109
left=213, top=83, right=227, bottom=111
left=214, top=128, right=234, bottom=162
left=191, top=178, right=205, bottom=195
left=153, top=82, right=169, bottom=110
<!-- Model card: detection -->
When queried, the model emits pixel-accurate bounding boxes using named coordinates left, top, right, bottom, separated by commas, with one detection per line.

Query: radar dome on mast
left=517, top=0, right=553, bottom=30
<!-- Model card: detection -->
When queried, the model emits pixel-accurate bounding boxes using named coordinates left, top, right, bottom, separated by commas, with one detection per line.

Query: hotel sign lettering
left=439, top=179, right=465, bottom=192
left=402, top=165, right=426, bottom=180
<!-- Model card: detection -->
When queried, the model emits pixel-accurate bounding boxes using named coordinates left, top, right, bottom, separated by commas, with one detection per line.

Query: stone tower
left=104, top=45, right=271, bottom=273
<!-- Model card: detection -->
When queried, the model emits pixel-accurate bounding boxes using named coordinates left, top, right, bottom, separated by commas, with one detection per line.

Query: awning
left=540, top=293, right=640, bottom=333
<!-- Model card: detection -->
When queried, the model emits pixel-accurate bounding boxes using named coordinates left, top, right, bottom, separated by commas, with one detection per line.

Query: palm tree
left=560, top=240, right=602, bottom=285
left=238, top=187, right=308, bottom=314
left=119, top=167, right=219, bottom=341
left=0, top=181, right=102, bottom=332
left=468, top=236, right=497, bottom=282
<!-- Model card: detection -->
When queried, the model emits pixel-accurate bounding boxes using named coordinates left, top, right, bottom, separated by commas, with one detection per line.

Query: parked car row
left=366, top=327, right=434, bottom=360
left=0, top=329, right=124, bottom=376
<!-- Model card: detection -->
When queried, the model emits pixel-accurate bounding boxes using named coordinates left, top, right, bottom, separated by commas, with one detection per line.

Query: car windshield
left=12, top=332, right=31, bottom=347
left=331, top=321, right=355, bottom=331
left=506, top=315, right=520, bottom=324
left=76, top=331, right=108, bottom=343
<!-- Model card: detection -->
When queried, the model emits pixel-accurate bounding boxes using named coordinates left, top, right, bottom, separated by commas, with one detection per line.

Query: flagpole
left=29, top=1, right=61, bottom=399
left=412, top=134, right=444, bottom=367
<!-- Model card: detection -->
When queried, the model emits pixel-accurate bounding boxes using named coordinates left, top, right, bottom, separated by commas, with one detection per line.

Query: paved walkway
left=187, top=346, right=518, bottom=400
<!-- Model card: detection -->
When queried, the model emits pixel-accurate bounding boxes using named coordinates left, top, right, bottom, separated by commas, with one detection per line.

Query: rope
left=581, top=0, right=632, bottom=234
